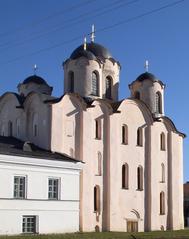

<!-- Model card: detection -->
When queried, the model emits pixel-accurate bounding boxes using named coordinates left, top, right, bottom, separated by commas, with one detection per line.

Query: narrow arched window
left=97, top=152, right=102, bottom=176
left=137, top=128, right=143, bottom=146
left=156, top=92, right=162, bottom=114
left=16, top=118, right=20, bottom=137
left=94, top=185, right=100, bottom=213
left=122, top=124, right=128, bottom=145
left=8, top=121, right=13, bottom=137
left=92, top=71, right=99, bottom=96
left=161, top=163, right=165, bottom=183
left=135, top=91, right=140, bottom=100
left=32, top=113, right=38, bottom=137
left=160, top=132, right=166, bottom=150
left=122, top=163, right=129, bottom=189
left=95, top=119, right=101, bottom=139
left=105, top=76, right=112, bottom=99
left=160, top=191, right=165, bottom=215
left=137, top=166, right=143, bottom=190
left=68, top=71, right=74, bottom=93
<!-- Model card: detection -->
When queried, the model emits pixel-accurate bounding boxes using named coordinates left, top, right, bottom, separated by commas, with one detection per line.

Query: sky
left=0, top=0, right=188, bottom=181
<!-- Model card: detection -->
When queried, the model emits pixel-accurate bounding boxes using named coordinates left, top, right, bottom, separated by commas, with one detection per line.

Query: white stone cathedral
left=0, top=36, right=185, bottom=234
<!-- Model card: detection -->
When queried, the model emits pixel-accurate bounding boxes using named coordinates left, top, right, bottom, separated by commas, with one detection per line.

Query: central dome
left=23, top=75, right=48, bottom=85
left=70, top=42, right=112, bottom=60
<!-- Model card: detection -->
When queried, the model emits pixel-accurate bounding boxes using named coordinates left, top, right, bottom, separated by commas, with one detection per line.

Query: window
left=95, top=119, right=101, bottom=139
left=122, top=124, right=128, bottom=144
left=122, top=163, right=129, bottom=189
left=94, top=185, right=100, bottom=213
left=48, top=178, right=59, bottom=200
left=105, top=76, right=112, bottom=99
left=135, top=91, right=140, bottom=100
left=14, top=176, right=26, bottom=199
left=68, top=71, right=74, bottom=93
left=137, top=166, right=143, bottom=190
left=8, top=121, right=13, bottom=136
left=161, top=163, right=165, bottom=183
left=156, top=92, right=162, bottom=114
left=160, top=191, right=165, bottom=215
left=137, top=128, right=143, bottom=146
left=97, top=152, right=102, bottom=176
left=91, top=71, right=99, bottom=96
left=22, top=216, right=36, bottom=233
left=16, top=118, right=20, bottom=137
left=160, top=132, right=166, bottom=150
left=32, top=113, right=38, bottom=137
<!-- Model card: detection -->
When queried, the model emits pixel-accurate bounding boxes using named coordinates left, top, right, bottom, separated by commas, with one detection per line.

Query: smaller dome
left=23, top=75, right=48, bottom=85
left=70, top=42, right=112, bottom=60
left=136, top=72, right=156, bottom=82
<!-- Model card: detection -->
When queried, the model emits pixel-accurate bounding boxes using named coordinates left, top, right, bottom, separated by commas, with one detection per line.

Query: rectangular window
left=22, top=216, right=36, bottom=233
left=48, top=178, right=59, bottom=200
left=14, top=176, right=26, bottom=199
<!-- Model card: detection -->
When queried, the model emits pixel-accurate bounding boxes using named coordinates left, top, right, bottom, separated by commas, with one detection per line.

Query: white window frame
left=48, top=177, right=60, bottom=200
left=14, top=175, right=27, bottom=199
left=22, top=215, right=37, bottom=234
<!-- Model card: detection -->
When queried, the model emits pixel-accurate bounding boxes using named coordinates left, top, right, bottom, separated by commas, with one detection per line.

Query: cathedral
left=0, top=35, right=185, bottom=234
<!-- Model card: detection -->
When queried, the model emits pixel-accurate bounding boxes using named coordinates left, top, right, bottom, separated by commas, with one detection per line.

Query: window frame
left=137, top=128, right=143, bottom=146
left=94, top=185, right=100, bottom=213
left=160, top=191, right=165, bottom=215
left=160, top=132, right=166, bottom=151
left=95, top=119, right=101, bottom=140
left=105, top=76, right=112, bottom=99
left=14, top=175, right=26, bottom=199
left=137, top=166, right=143, bottom=191
left=48, top=178, right=60, bottom=200
left=22, top=215, right=37, bottom=234
left=91, top=71, right=99, bottom=96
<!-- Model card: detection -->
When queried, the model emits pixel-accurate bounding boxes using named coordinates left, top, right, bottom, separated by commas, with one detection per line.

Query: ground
left=1, top=230, right=189, bottom=239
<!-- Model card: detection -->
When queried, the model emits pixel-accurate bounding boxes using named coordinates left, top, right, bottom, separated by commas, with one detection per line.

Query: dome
left=136, top=72, right=156, bottom=82
left=22, top=75, right=48, bottom=85
left=70, top=42, right=112, bottom=60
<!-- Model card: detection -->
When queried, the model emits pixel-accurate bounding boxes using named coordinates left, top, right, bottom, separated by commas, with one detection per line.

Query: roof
left=0, top=136, right=80, bottom=163
left=130, top=72, right=165, bottom=88
left=22, top=75, right=48, bottom=86
left=70, top=42, right=113, bottom=61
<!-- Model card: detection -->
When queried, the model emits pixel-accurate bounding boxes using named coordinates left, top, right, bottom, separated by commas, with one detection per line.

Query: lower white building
left=0, top=136, right=82, bottom=235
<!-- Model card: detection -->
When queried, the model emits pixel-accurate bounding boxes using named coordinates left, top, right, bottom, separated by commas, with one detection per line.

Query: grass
left=1, top=230, right=189, bottom=239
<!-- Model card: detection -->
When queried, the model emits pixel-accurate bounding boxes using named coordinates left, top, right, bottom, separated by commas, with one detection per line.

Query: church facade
left=0, top=39, right=185, bottom=233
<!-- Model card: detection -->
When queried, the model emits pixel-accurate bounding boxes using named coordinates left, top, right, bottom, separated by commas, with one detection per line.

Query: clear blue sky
left=0, top=0, right=188, bottom=181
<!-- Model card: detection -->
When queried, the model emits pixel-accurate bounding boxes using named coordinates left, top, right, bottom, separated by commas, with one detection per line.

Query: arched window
left=32, top=113, right=38, bottom=137
left=135, top=91, right=140, bottom=100
left=161, top=163, right=165, bottom=183
left=94, top=185, right=100, bottom=213
left=8, top=121, right=13, bottom=137
left=95, top=119, right=101, bottom=139
left=156, top=92, right=162, bottom=114
left=16, top=118, right=21, bottom=137
left=160, top=191, right=165, bottom=215
left=105, top=76, right=112, bottom=99
left=160, top=132, right=166, bottom=150
left=137, top=128, right=143, bottom=146
left=68, top=71, right=74, bottom=93
left=137, top=166, right=143, bottom=190
left=92, top=71, right=99, bottom=96
left=122, top=124, right=128, bottom=145
left=97, top=152, right=102, bottom=176
left=122, top=163, right=129, bottom=189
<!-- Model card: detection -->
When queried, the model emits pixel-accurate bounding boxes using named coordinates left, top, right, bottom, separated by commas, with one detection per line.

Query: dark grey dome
left=23, top=75, right=48, bottom=85
left=70, top=42, right=112, bottom=60
left=136, top=72, right=156, bottom=82
left=133, top=72, right=164, bottom=87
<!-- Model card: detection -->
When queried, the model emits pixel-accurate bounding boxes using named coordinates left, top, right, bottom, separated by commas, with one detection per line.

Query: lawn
left=1, top=230, right=189, bottom=239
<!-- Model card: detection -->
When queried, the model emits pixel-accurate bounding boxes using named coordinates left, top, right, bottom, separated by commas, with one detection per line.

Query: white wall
left=0, top=154, right=82, bottom=235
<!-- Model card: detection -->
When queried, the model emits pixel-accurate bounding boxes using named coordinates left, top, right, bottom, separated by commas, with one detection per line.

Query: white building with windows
left=0, top=137, right=82, bottom=235
left=0, top=38, right=185, bottom=234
